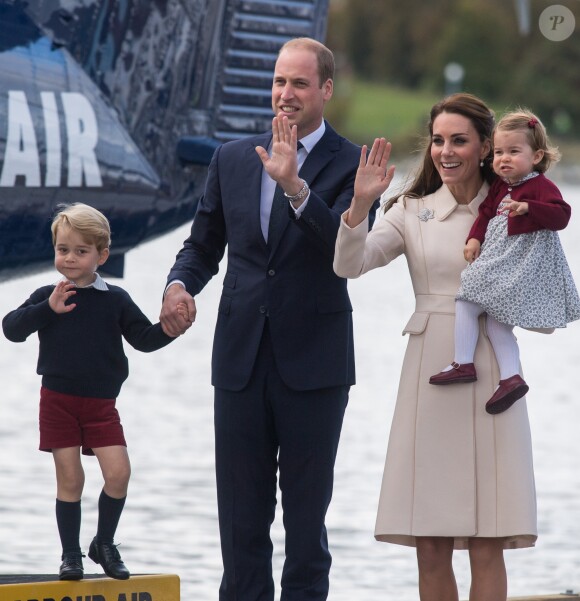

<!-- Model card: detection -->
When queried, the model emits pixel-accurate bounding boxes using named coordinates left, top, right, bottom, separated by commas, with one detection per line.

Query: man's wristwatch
left=284, top=179, right=309, bottom=203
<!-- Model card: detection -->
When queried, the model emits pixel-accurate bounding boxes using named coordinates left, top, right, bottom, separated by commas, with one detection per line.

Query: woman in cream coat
left=334, top=94, right=537, bottom=601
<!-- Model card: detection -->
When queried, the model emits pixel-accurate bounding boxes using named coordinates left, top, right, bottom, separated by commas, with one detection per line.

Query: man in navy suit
left=160, top=37, right=380, bottom=601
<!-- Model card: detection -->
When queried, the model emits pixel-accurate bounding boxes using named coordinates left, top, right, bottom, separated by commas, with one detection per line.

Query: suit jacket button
left=259, top=305, right=267, bottom=314
left=268, top=269, right=275, bottom=276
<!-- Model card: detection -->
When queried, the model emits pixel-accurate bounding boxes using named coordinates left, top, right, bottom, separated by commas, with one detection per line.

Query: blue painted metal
left=0, top=0, right=329, bottom=280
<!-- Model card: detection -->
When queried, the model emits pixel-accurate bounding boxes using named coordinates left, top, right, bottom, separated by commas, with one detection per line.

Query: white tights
left=454, top=299, right=520, bottom=380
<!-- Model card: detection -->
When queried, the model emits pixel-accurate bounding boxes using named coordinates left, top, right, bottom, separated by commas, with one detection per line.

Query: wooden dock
left=0, top=574, right=179, bottom=601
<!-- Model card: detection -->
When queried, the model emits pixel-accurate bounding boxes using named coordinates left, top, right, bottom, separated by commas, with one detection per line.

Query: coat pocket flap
left=316, top=294, right=353, bottom=314
left=402, top=312, right=429, bottom=335
left=223, top=272, right=237, bottom=289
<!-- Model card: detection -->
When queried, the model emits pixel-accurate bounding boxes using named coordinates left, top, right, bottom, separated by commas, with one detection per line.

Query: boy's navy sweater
left=2, top=284, right=174, bottom=398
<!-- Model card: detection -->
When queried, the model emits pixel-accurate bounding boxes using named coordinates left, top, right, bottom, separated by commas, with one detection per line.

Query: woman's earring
left=480, top=160, right=484, bottom=167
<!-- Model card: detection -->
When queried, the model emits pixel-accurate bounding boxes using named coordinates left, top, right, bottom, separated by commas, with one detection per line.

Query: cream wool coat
left=334, top=184, right=537, bottom=550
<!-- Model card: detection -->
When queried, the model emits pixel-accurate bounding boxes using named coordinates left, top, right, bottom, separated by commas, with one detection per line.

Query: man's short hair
left=279, top=37, right=334, bottom=86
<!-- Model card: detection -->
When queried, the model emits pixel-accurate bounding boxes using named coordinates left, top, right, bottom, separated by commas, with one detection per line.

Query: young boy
left=2, top=203, right=177, bottom=581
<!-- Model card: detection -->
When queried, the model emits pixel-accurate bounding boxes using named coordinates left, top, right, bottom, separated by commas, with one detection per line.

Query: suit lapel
left=299, top=122, right=340, bottom=183
left=244, top=133, right=271, bottom=249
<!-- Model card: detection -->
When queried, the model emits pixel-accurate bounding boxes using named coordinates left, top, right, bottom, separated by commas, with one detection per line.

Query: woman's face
left=430, top=112, right=490, bottom=197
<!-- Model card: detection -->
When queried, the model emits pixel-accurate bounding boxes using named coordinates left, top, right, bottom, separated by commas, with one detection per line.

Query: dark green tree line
left=327, top=0, right=580, bottom=137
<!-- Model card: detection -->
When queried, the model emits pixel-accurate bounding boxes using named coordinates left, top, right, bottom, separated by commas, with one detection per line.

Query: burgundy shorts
left=39, top=387, right=127, bottom=456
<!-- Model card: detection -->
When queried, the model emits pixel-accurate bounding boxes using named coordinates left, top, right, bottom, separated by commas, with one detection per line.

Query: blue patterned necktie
left=267, top=142, right=303, bottom=247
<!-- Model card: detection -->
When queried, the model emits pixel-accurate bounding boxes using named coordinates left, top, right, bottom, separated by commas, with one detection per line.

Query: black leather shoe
left=88, top=537, right=130, bottom=580
left=59, top=552, right=84, bottom=580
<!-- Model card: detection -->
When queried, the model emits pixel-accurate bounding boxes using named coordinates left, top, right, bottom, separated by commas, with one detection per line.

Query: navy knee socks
left=96, top=490, right=126, bottom=544
left=55, top=499, right=82, bottom=555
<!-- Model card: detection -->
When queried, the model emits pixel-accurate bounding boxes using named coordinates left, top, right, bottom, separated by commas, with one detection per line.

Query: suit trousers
left=214, top=322, right=349, bottom=601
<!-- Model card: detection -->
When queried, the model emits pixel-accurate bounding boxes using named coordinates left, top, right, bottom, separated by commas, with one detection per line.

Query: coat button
left=268, top=269, right=275, bottom=276
left=259, top=306, right=267, bottom=314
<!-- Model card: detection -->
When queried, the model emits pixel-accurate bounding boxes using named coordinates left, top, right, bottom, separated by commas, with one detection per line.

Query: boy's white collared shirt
left=57, top=272, right=108, bottom=290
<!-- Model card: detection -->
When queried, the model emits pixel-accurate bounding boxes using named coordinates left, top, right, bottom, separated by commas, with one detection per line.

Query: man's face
left=271, top=47, right=333, bottom=138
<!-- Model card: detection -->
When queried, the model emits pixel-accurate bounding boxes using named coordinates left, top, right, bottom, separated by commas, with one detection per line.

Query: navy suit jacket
left=167, top=122, right=365, bottom=392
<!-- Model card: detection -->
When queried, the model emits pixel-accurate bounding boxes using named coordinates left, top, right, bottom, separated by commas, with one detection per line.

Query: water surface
left=1, top=182, right=578, bottom=600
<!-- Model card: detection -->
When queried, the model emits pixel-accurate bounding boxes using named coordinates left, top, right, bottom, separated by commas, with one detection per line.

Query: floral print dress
left=456, top=173, right=580, bottom=329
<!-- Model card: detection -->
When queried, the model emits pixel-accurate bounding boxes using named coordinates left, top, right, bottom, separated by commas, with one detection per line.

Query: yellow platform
left=0, top=574, right=179, bottom=601
left=507, top=596, right=579, bottom=600
left=462, top=593, right=580, bottom=601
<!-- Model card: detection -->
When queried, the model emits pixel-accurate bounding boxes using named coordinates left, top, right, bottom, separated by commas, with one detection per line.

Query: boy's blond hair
left=51, top=203, right=111, bottom=252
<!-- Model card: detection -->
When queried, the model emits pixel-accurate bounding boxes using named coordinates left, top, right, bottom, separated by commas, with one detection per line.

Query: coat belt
left=414, top=294, right=456, bottom=314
